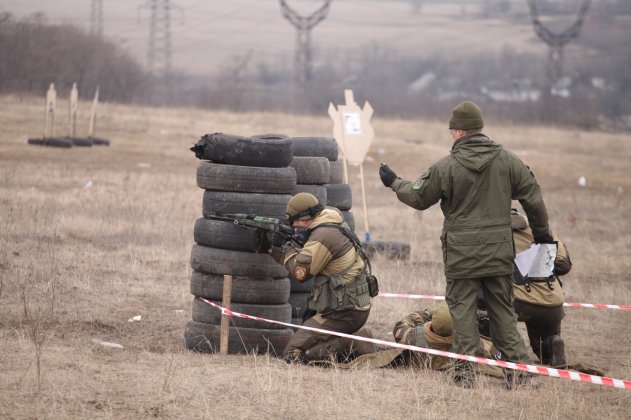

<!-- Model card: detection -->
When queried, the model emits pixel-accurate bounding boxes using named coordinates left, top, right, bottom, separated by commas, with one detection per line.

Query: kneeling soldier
left=269, top=193, right=376, bottom=363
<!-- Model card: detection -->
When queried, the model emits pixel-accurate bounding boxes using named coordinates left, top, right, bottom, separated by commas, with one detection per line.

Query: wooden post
left=359, top=163, right=371, bottom=241
left=219, top=274, right=233, bottom=355
left=88, top=86, right=99, bottom=137
left=68, top=82, right=78, bottom=137
left=44, top=83, right=56, bottom=139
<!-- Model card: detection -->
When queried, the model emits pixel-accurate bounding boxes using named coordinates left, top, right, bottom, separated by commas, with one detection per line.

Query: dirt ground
left=0, top=94, right=630, bottom=419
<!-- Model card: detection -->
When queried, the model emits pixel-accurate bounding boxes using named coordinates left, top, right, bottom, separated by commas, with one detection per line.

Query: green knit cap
left=449, top=100, right=484, bottom=130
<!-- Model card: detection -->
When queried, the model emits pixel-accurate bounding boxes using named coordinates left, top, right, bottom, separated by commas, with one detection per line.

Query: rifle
left=204, top=212, right=302, bottom=252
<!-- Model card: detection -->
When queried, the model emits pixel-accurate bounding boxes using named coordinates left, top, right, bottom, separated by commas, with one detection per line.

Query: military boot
left=453, top=361, right=476, bottom=389
left=305, top=339, right=341, bottom=362
left=504, top=370, right=540, bottom=390
left=543, top=335, right=566, bottom=367
left=284, top=348, right=309, bottom=364
left=346, top=327, right=377, bottom=356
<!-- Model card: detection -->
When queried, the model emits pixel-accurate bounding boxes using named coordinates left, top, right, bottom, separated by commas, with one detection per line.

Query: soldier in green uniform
left=268, top=193, right=375, bottom=363
left=379, top=101, right=553, bottom=388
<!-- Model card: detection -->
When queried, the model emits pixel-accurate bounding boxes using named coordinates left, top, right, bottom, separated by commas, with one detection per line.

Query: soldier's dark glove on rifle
left=379, top=163, right=398, bottom=187
left=533, top=233, right=555, bottom=244
left=269, top=246, right=286, bottom=264
left=256, top=230, right=289, bottom=252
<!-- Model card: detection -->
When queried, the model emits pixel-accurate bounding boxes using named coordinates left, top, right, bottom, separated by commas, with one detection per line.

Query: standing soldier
left=268, top=193, right=376, bottom=363
left=379, top=100, right=553, bottom=388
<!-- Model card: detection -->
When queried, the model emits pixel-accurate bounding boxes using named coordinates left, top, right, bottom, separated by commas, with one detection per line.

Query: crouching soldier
left=510, top=209, right=572, bottom=367
left=268, top=193, right=377, bottom=363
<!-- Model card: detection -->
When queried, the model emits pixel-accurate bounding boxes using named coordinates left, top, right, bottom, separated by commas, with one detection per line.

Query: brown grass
left=1, top=94, right=630, bottom=419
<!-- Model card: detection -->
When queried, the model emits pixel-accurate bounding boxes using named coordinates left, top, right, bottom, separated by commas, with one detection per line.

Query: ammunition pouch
left=308, top=271, right=371, bottom=315
left=367, top=273, right=380, bottom=298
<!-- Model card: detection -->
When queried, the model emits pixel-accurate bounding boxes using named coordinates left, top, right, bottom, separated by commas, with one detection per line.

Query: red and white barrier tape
left=378, top=292, right=631, bottom=310
left=197, top=297, right=631, bottom=390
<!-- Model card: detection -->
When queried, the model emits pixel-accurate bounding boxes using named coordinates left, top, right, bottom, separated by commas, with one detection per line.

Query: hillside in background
left=1, top=0, right=630, bottom=128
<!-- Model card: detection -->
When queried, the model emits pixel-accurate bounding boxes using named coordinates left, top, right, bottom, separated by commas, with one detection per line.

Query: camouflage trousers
left=284, top=309, right=370, bottom=362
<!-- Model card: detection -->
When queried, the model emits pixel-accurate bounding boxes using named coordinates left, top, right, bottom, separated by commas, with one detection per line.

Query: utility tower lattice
left=90, top=0, right=103, bottom=37
left=527, top=0, right=591, bottom=88
left=279, top=0, right=331, bottom=84
left=139, top=0, right=174, bottom=77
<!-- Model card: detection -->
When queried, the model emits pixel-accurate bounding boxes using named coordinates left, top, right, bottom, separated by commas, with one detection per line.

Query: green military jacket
left=391, top=134, right=549, bottom=279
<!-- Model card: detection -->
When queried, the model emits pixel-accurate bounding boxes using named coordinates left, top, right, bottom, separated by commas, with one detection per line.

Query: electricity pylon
left=527, top=0, right=591, bottom=88
left=279, top=0, right=331, bottom=84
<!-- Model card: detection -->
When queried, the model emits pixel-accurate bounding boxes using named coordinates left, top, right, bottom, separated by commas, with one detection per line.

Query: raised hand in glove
left=379, top=163, right=398, bottom=187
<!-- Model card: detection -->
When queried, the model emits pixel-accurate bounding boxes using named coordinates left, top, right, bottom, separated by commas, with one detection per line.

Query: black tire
left=69, top=137, right=93, bottom=147
left=190, top=271, right=290, bottom=304
left=196, top=162, right=296, bottom=194
left=184, top=320, right=293, bottom=355
left=202, top=191, right=291, bottom=218
left=329, top=160, right=345, bottom=184
left=361, top=240, right=411, bottom=260
left=90, top=137, right=111, bottom=146
left=326, top=184, right=353, bottom=210
left=342, top=210, right=356, bottom=232
left=191, top=244, right=288, bottom=278
left=191, top=133, right=293, bottom=168
left=288, top=273, right=314, bottom=293
left=288, top=292, right=311, bottom=318
left=289, top=136, right=339, bottom=161
left=193, top=218, right=259, bottom=252
left=27, top=137, right=73, bottom=148
left=192, top=298, right=292, bottom=329
left=294, top=185, right=327, bottom=207
left=289, top=157, right=330, bottom=185
left=251, top=133, right=288, bottom=140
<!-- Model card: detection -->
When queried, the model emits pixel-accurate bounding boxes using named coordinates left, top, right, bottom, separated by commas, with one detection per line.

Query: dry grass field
left=1, top=94, right=630, bottom=419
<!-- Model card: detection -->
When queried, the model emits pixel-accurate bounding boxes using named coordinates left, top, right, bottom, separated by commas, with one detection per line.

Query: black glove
left=533, top=233, right=555, bottom=244
left=269, top=246, right=285, bottom=264
left=255, top=230, right=272, bottom=253
left=267, top=231, right=288, bottom=247
left=255, top=231, right=288, bottom=253
left=379, top=163, right=397, bottom=187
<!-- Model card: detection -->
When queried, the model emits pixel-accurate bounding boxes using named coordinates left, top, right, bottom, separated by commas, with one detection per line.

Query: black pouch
left=367, top=273, right=379, bottom=298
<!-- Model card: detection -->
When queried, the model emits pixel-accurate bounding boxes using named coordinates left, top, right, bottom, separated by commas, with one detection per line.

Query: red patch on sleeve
left=294, top=266, right=307, bottom=281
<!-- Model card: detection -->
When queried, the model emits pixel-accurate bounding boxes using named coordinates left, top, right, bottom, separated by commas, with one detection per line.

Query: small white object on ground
left=127, top=315, right=142, bottom=322
left=578, top=176, right=586, bottom=187
left=91, top=338, right=124, bottom=349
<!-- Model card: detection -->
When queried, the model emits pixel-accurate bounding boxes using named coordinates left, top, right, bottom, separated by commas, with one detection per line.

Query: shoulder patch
left=412, top=170, right=431, bottom=190
left=294, top=266, right=308, bottom=281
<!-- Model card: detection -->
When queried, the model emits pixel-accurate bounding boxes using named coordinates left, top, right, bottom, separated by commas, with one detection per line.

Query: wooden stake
left=359, top=163, right=371, bottom=242
left=219, top=274, right=233, bottom=355
left=44, top=83, right=56, bottom=139
left=68, top=82, right=78, bottom=137
left=88, top=86, right=99, bottom=137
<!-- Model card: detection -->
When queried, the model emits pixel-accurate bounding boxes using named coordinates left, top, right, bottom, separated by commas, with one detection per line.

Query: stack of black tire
left=184, top=133, right=297, bottom=355
left=286, top=136, right=355, bottom=326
